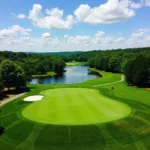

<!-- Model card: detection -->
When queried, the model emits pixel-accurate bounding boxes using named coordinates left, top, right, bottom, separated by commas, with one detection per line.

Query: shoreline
left=88, top=68, right=103, bottom=77
left=32, top=72, right=57, bottom=78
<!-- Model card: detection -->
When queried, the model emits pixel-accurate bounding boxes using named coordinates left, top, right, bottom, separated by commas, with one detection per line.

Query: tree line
left=0, top=51, right=66, bottom=93
left=0, top=47, right=149, bottom=92
left=62, top=47, right=150, bottom=87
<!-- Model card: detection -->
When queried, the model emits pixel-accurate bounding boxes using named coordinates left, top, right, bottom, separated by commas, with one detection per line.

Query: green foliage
left=85, top=48, right=150, bottom=87
left=124, top=55, right=150, bottom=87
left=52, top=58, right=66, bottom=74
left=108, top=56, right=121, bottom=72
left=0, top=51, right=66, bottom=81
left=0, top=80, right=3, bottom=91
left=0, top=60, right=26, bottom=89
left=88, top=57, right=95, bottom=68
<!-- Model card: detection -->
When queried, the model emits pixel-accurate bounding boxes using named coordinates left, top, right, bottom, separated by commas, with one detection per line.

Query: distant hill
left=27, top=51, right=82, bottom=56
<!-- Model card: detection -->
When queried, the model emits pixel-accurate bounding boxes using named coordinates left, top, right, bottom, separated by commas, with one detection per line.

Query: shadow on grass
left=0, top=87, right=29, bottom=101
left=0, top=127, right=5, bottom=135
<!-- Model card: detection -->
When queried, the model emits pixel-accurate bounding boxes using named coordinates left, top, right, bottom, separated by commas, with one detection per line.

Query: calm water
left=30, top=66, right=100, bottom=84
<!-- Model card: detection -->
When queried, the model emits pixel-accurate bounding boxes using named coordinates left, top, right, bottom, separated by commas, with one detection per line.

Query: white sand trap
left=24, top=95, right=44, bottom=102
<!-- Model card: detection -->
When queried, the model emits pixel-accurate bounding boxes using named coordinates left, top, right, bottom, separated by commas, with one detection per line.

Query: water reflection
left=30, top=66, right=100, bottom=84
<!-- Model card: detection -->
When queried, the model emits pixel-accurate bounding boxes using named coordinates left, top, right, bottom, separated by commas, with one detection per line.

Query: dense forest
left=62, top=47, right=150, bottom=87
left=0, top=47, right=150, bottom=93
left=0, top=51, right=66, bottom=92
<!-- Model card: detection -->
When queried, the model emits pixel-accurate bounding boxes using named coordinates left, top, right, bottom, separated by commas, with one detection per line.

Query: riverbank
left=32, top=71, right=56, bottom=78
left=30, top=66, right=99, bottom=84
left=88, top=68, right=104, bottom=76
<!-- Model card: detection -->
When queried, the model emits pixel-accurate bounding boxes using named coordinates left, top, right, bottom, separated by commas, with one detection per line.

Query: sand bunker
left=24, top=95, right=44, bottom=102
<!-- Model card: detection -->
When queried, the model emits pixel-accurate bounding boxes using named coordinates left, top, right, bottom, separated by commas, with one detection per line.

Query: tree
left=124, top=59, right=134, bottom=85
left=35, top=63, right=46, bottom=75
left=124, top=56, right=150, bottom=87
left=22, top=61, right=32, bottom=82
left=108, top=56, right=121, bottom=72
left=14, top=65, right=26, bottom=90
left=0, top=80, right=3, bottom=91
left=0, top=80, right=3, bottom=98
left=132, top=56, right=150, bottom=87
left=52, top=58, right=66, bottom=74
left=102, top=56, right=109, bottom=71
left=88, top=57, right=95, bottom=68
left=0, top=127, right=4, bottom=135
left=0, top=60, right=26, bottom=90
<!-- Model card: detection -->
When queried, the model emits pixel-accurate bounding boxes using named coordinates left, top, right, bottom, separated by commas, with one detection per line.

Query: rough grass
left=4, top=121, right=35, bottom=144
left=0, top=69, right=150, bottom=150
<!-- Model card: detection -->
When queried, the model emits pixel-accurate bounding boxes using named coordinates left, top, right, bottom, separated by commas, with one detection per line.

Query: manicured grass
left=32, top=71, right=56, bottom=78
left=22, top=88, right=131, bottom=125
left=66, top=61, right=87, bottom=66
left=0, top=69, right=150, bottom=150
left=77, top=68, right=121, bottom=87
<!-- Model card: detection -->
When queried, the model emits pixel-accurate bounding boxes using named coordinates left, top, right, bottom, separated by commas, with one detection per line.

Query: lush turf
left=22, top=88, right=131, bottom=125
left=78, top=68, right=121, bottom=87
left=0, top=69, right=150, bottom=150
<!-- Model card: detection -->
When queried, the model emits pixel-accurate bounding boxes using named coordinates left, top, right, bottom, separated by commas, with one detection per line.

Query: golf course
left=0, top=69, right=150, bottom=150
left=0, top=0, right=150, bottom=148
left=22, top=88, right=131, bottom=125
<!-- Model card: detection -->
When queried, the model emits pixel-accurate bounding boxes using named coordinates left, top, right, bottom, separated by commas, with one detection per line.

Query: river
left=30, top=66, right=100, bottom=84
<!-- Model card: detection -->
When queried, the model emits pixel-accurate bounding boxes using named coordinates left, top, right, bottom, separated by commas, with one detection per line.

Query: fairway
left=22, top=88, right=131, bottom=125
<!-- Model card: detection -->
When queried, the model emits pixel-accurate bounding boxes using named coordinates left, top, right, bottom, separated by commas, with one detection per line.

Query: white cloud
left=95, top=31, right=105, bottom=37
left=74, top=4, right=91, bottom=21
left=74, top=0, right=136, bottom=24
left=132, top=31, right=144, bottom=39
left=10, top=25, right=32, bottom=35
left=128, top=28, right=150, bottom=47
left=29, top=4, right=75, bottom=29
left=130, top=1, right=142, bottom=8
left=0, top=25, right=32, bottom=38
left=131, top=28, right=150, bottom=39
left=1, top=28, right=150, bottom=52
left=65, top=35, right=91, bottom=45
left=142, top=0, right=150, bottom=6
left=42, top=32, right=51, bottom=39
left=115, top=37, right=125, bottom=42
left=64, top=35, right=68, bottom=38
left=17, top=14, right=26, bottom=19
left=28, top=4, right=43, bottom=22
left=46, top=8, right=63, bottom=18
left=130, top=28, right=150, bottom=41
left=137, top=28, right=150, bottom=32
left=0, top=29, right=15, bottom=37
left=20, top=37, right=32, bottom=42
left=64, top=31, right=126, bottom=46
left=10, top=39, right=21, bottom=44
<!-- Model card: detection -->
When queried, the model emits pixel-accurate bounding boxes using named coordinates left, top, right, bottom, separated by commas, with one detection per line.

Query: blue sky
left=0, top=0, right=150, bottom=52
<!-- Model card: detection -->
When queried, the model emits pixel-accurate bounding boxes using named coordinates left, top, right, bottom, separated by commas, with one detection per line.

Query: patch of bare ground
left=0, top=88, right=24, bottom=102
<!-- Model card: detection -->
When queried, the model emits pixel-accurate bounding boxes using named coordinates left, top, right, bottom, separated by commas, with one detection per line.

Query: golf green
left=22, top=88, right=131, bottom=125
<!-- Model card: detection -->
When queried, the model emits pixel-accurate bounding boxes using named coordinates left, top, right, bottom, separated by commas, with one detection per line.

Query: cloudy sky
left=0, top=0, right=150, bottom=52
